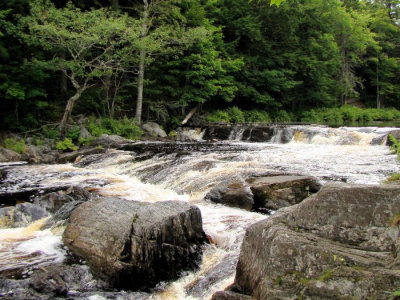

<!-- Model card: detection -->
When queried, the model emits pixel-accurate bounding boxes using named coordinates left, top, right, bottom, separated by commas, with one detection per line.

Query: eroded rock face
left=63, top=198, right=206, bottom=290
left=230, top=183, right=400, bottom=299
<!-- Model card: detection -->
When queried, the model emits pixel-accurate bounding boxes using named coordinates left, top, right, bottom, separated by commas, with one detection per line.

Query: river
left=0, top=125, right=399, bottom=299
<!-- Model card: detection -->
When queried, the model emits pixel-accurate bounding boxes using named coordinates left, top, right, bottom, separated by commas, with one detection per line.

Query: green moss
left=389, top=214, right=400, bottom=227
left=318, top=268, right=335, bottom=282
left=275, top=276, right=283, bottom=286
left=387, top=173, right=400, bottom=182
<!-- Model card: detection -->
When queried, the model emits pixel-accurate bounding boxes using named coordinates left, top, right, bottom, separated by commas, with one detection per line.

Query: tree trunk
left=135, top=49, right=146, bottom=123
left=59, top=89, right=83, bottom=135
left=135, top=0, right=149, bottom=124
left=376, top=57, right=381, bottom=109
left=111, top=0, right=119, bottom=11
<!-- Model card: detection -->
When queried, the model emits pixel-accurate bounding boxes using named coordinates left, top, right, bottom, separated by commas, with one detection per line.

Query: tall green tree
left=24, top=1, right=140, bottom=134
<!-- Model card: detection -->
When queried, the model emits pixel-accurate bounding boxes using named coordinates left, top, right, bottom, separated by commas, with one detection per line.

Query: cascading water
left=0, top=125, right=399, bottom=299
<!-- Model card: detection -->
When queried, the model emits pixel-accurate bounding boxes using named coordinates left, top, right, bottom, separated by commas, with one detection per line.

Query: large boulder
left=226, top=184, right=400, bottom=299
left=205, top=181, right=254, bottom=211
left=91, top=134, right=131, bottom=148
left=247, top=175, right=321, bottom=210
left=206, top=175, right=321, bottom=212
left=142, top=122, right=167, bottom=138
left=63, top=198, right=206, bottom=290
left=0, top=148, right=22, bottom=162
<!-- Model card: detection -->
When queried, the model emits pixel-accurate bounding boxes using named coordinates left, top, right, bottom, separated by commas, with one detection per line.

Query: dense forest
left=0, top=0, right=399, bottom=134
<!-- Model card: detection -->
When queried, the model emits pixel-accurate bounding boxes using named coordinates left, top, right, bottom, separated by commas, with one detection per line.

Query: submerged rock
left=63, top=198, right=206, bottom=290
left=221, top=183, right=400, bottom=299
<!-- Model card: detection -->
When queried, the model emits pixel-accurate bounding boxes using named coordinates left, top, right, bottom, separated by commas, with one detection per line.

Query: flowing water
left=0, top=126, right=399, bottom=299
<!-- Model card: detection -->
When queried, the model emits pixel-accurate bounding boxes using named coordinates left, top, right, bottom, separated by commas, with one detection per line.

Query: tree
left=24, top=1, right=140, bottom=134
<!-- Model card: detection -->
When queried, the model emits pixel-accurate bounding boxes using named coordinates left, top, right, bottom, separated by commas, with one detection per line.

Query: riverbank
left=0, top=126, right=400, bottom=299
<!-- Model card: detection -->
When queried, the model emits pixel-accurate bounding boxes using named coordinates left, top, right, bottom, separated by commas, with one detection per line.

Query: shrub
left=3, top=137, right=26, bottom=154
left=244, top=110, right=272, bottom=123
left=56, top=138, right=78, bottom=152
left=67, top=126, right=81, bottom=142
left=87, top=117, right=142, bottom=140
left=42, top=125, right=59, bottom=139
left=206, top=110, right=231, bottom=123
left=300, top=107, right=400, bottom=126
left=226, top=106, right=245, bottom=123
left=274, top=110, right=293, bottom=123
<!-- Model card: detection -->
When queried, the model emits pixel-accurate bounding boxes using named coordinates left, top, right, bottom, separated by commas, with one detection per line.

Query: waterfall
left=0, top=126, right=399, bottom=299
left=207, top=124, right=391, bottom=145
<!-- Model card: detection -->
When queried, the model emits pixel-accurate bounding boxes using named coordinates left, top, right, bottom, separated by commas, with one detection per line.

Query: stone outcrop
left=220, top=183, right=400, bottom=299
left=0, top=148, right=22, bottom=162
left=0, top=186, right=91, bottom=228
left=206, top=181, right=254, bottom=211
left=63, top=198, right=206, bottom=290
left=142, top=122, right=167, bottom=138
left=91, top=134, right=131, bottom=148
left=206, top=175, right=321, bottom=211
left=247, top=175, right=321, bottom=210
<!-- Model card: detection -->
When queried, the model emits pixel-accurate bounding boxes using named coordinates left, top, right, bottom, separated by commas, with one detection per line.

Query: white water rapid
left=0, top=126, right=399, bottom=299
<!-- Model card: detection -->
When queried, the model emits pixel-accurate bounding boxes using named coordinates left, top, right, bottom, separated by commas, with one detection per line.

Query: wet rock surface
left=63, top=198, right=206, bottom=290
left=206, top=175, right=321, bottom=211
left=0, top=263, right=108, bottom=300
left=220, top=183, right=400, bottom=300
left=0, top=186, right=91, bottom=228
left=206, top=181, right=254, bottom=211
left=247, top=175, right=321, bottom=210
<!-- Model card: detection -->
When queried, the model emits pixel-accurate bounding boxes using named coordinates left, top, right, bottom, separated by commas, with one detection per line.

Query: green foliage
left=301, top=107, right=400, bottom=125
left=41, top=126, right=59, bottom=140
left=226, top=106, right=245, bottom=123
left=392, top=288, right=400, bottom=298
left=87, top=117, right=143, bottom=140
left=389, top=134, right=400, bottom=156
left=56, top=138, right=78, bottom=152
left=243, top=110, right=271, bottom=123
left=3, top=137, right=26, bottom=154
left=206, top=110, right=231, bottom=123
left=78, top=137, right=94, bottom=146
left=273, top=110, right=293, bottom=123
left=67, top=126, right=80, bottom=142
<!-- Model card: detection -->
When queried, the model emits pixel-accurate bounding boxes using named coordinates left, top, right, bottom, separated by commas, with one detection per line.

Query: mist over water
left=0, top=126, right=399, bottom=299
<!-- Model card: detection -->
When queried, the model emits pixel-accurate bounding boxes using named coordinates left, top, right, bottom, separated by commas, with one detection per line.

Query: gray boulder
left=142, top=122, right=167, bottom=138
left=91, top=134, right=131, bottom=148
left=247, top=175, right=321, bottom=210
left=226, top=183, right=400, bottom=300
left=0, top=203, right=49, bottom=228
left=206, top=181, right=254, bottom=211
left=206, top=175, right=320, bottom=212
left=63, top=198, right=206, bottom=290
left=0, top=148, right=22, bottom=162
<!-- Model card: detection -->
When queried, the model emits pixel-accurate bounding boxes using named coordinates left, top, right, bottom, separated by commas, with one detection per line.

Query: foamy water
left=0, top=126, right=399, bottom=299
